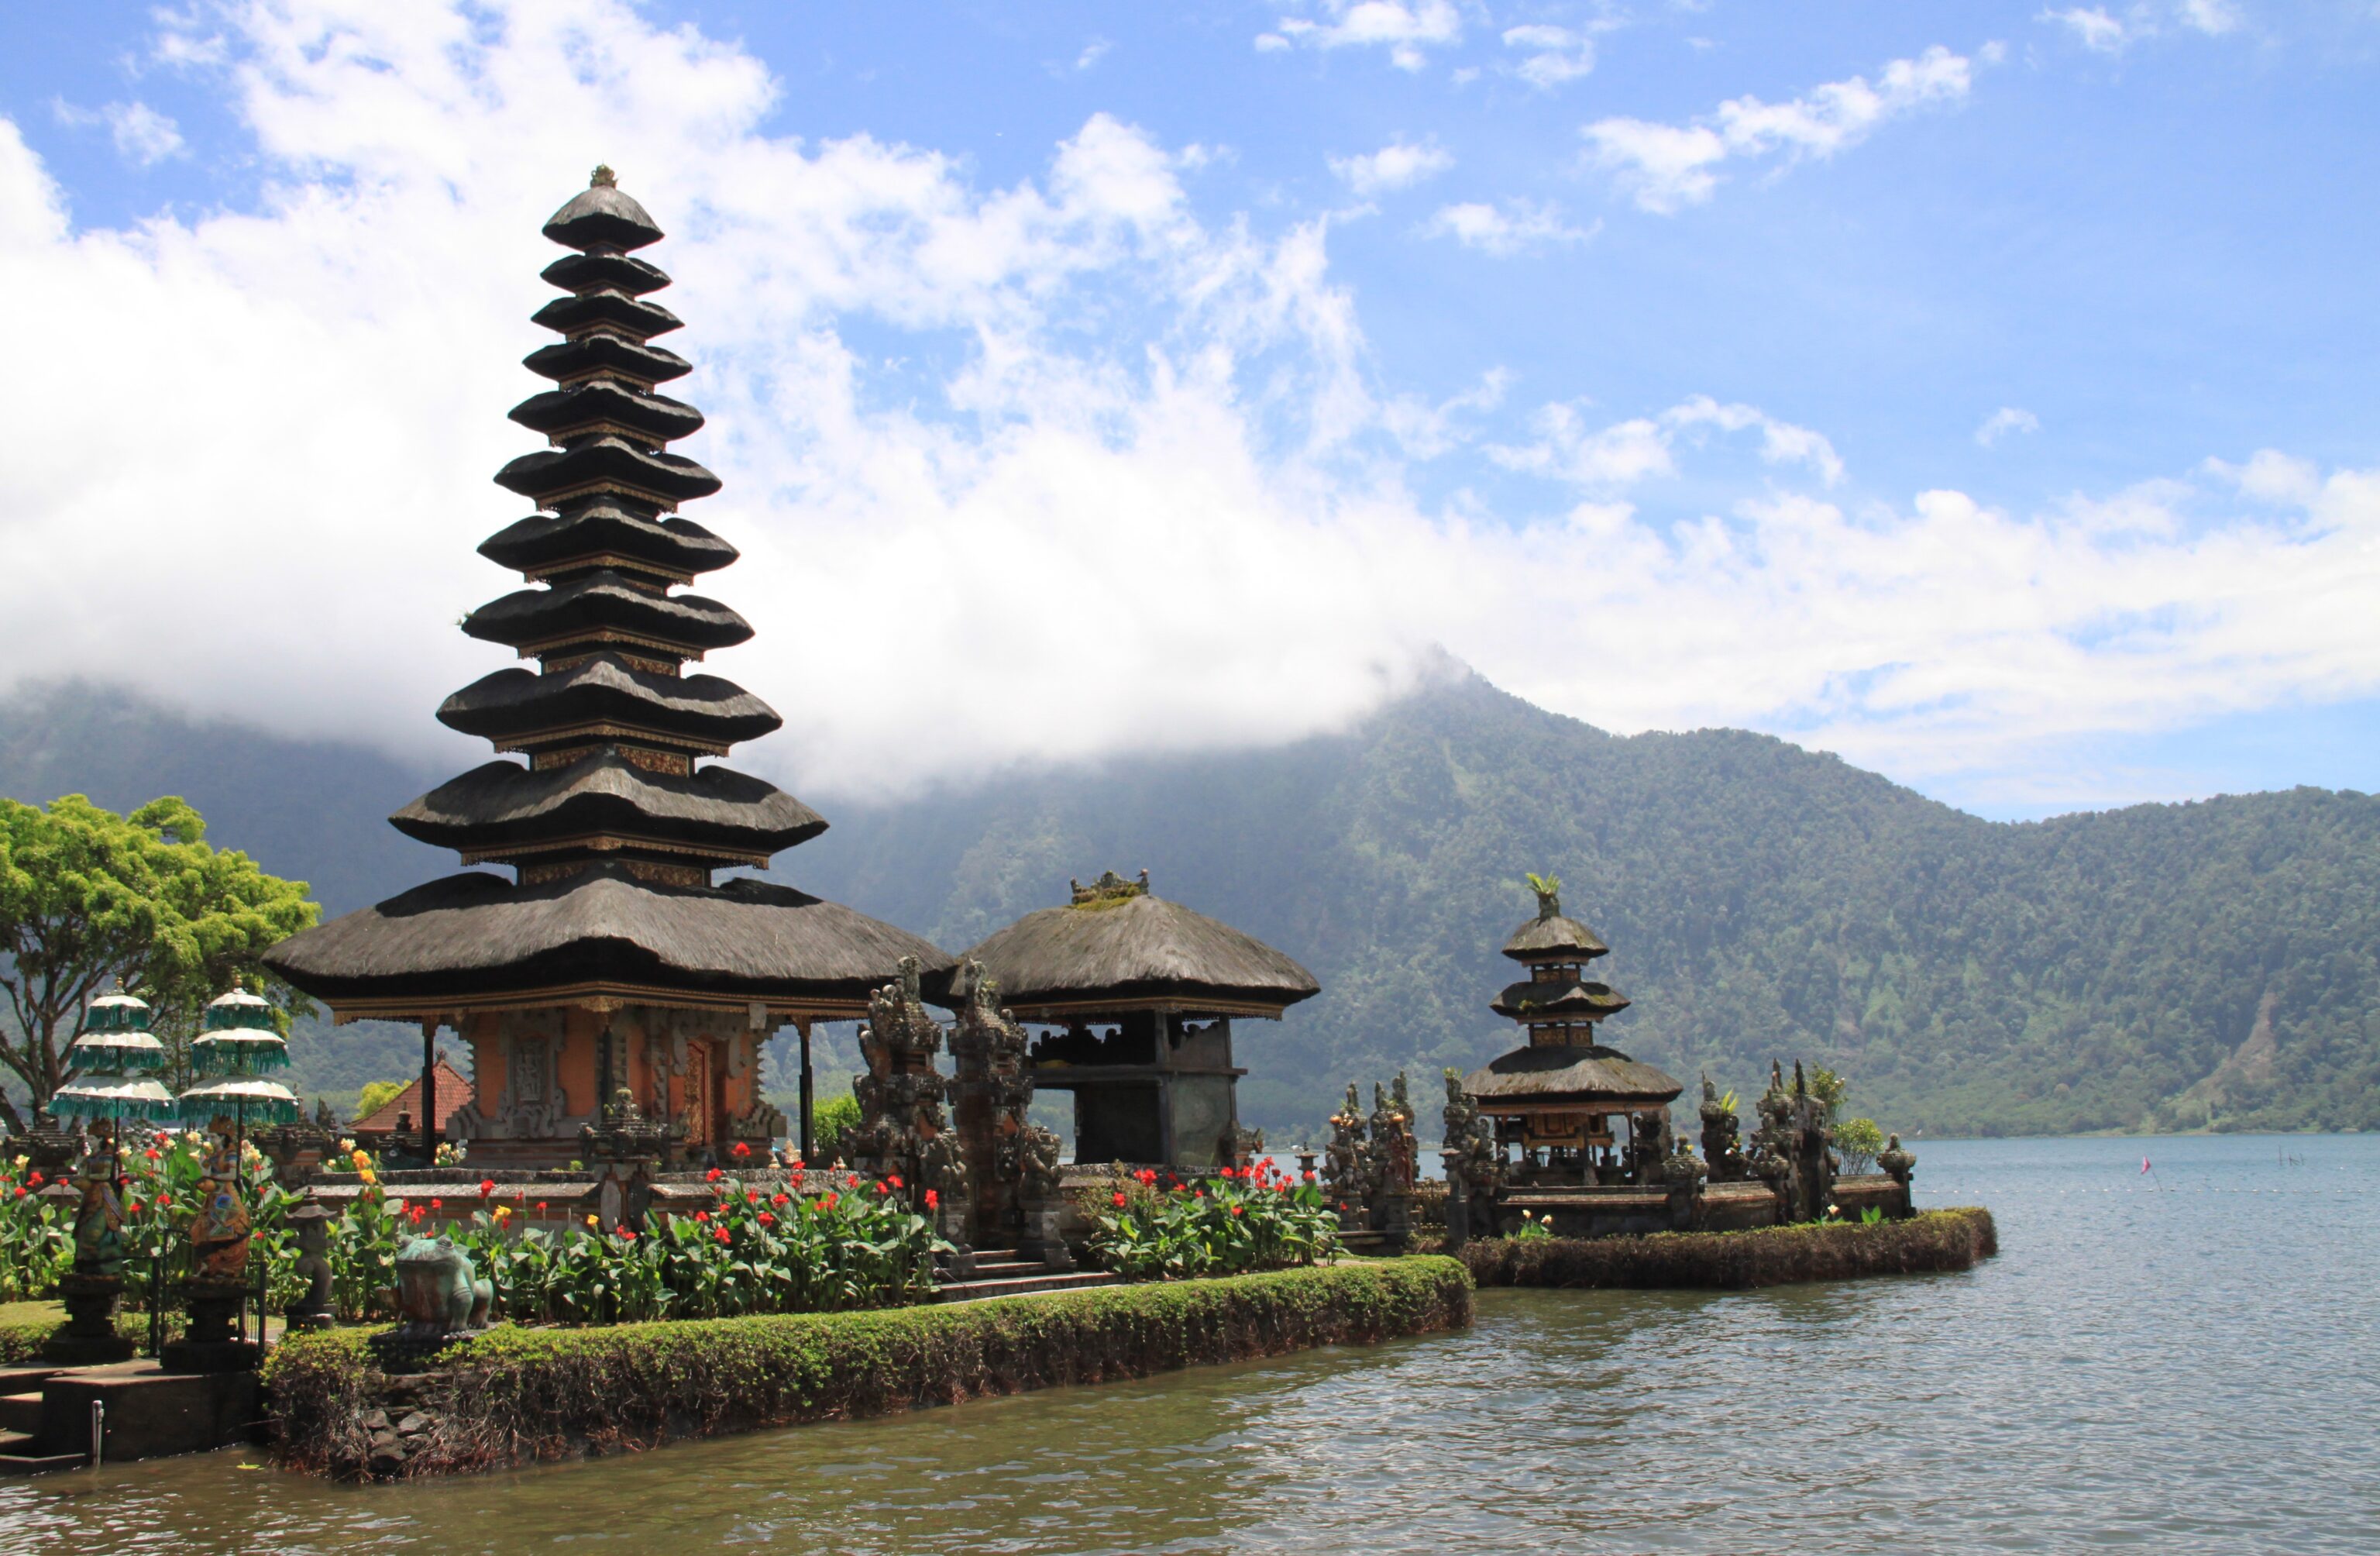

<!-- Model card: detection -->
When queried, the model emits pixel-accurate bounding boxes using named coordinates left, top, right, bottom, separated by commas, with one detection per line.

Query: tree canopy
left=0, top=793, right=317, bottom=1125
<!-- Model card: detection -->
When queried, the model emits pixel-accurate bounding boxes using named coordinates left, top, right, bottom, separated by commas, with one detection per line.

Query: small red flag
left=2141, top=1158, right=2151, bottom=1174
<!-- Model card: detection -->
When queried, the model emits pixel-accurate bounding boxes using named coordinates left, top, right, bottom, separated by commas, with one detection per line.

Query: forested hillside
left=6, top=676, right=2374, bottom=1138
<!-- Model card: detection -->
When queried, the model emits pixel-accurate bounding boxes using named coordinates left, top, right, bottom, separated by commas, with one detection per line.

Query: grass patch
left=0, top=1300, right=64, bottom=1365
left=1461, top=1207, right=1997, bottom=1291
left=265, top=1258, right=1475, bottom=1479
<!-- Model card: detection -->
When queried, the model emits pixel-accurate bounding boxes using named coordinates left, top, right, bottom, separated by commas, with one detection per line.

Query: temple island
left=0, top=173, right=1977, bottom=1485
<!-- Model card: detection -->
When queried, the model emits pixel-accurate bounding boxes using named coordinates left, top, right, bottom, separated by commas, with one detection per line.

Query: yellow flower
left=585, top=1213, right=600, bottom=1228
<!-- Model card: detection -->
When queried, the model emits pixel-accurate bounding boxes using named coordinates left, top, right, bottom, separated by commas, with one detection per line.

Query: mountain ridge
left=4, top=674, right=2371, bottom=1138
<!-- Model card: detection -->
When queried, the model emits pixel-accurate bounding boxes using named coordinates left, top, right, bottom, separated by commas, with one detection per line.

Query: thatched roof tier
left=437, top=658, right=779, bottom=749
left=494, top=435, right=721, bottom=509
left=524, top=332, right=692, bottom=387
left=264, top=866, right=953, bottom=1017
left=479, top=504, right=737, bottom=583
left=509, top=381, right=703, bottom=446
left=1501, top=911, right=1611, bottom=962
left=529, top=288, right=683, bottom=342
left=462, top=572, right=752, bottom=656
left=1461, top=1044, right=1683, bottom=1108
left=1488, top=978, right=1631, bottom=1021
left=542, top=250, right=668, bottom=298
left=961, top=884, right=1318, bottom=1019
left=542, top=170, right=663, bottom=251
left=390, top=753, right=824, bottom=861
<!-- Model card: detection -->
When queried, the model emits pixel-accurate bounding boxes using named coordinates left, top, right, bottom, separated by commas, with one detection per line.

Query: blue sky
left=2, top=1, right=2375, bottom=817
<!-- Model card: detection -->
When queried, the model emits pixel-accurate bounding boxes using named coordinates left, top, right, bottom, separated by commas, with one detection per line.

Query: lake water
left=4, top=1133, right=2374, bottom=1554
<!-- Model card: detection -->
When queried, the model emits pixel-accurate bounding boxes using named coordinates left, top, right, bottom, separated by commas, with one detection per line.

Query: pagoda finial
left=590, top=164, right=617, bottom=188
left=1525, top=871, right=1561, bottom=920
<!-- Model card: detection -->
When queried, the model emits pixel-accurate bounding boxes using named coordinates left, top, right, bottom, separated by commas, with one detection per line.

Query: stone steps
left=0, top=1430, right=82, bottom=1476
left=934, top=1269, right=1119, bottom=1304
left=0, top=1393, right=42, bottom=1435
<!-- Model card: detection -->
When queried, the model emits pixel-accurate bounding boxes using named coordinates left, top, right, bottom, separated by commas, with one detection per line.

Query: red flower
left=478, top=1179, right=495, bottom=1197
left=1113, top=1191, right=1128, bottom=1207
left=745, top=1189, right=759, bottom=1203
left=430, top=1197, right=443, bottom=1210
left=695, top=1210, right=710, bottom=1222
left=820, top=1191, right=840, bottom=1211
left=615, top=1224, right=635, bottom=1239
left=789, top=1159, right=804, bottom=1172
left=924, top=1189, right=939, bottom=1210
left=10, top=1186, right=23, bottom=1199
left=845, top=1173, right=859, bottom=1189
left=407, top=1206, right=425, bottom=1224
left=126, top=1200, right=143, bottom=1213
left=1302, top=1169, right=1316, bottom=1182
left=713, top=1227, right=730, bottom=1244
left=876, top=1181, right=890, bottom=1195
left=772, top=1193, right=789, bottom=1207
left=732, top=1141, right=751, bottom=1158
left=143, top=1148, right=160, bottom=1162
left=155, top=1195, right=171, bottom=1209
left=27, top=1172, right=42, bottom=1186
left=1194, top=1189, right=1205, bottom=1200
left=1231, top=1205, right=1244, bottom=1217
left=758, top=1211, right=776, bottom=1227
left=537, top=1200, right=549, bottom=1210
left=706, top=1168, right=723, bottom=1183
left=888, top=1173, right=903, bottom=1189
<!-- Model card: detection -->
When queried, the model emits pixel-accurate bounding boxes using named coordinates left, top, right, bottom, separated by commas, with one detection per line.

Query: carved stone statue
left=285, top=1195, right=337, bottom=1332
left=851, top=955, right=956, bottom=1196
left=1439, top=1068, right=1500, bottom=1248
left=1322, top=1084, right=1368, bottom=1220
left=1368, top=1079, right=1417, bottom=1200
left=948, top=958, right=1035, bottom=1241
left=392, top=1234, right=494, bottom=1339
left=1698, top=1073, right=1751, bottom=1183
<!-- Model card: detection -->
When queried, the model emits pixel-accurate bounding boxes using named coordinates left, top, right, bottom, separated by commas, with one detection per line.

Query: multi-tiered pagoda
left=1461, top=878, right=1681, bottom=1183
left=269, top=170, right=951, bottom=1168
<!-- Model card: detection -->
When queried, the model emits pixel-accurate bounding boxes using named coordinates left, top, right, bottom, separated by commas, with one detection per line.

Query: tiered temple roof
left=269, top=169, right=949, bottom=1021
left=1463, top=885, right=1680, bottom=1112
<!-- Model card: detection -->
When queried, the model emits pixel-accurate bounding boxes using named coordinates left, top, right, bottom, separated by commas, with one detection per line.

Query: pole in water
left=88, top=1399, right=103, bottom=1469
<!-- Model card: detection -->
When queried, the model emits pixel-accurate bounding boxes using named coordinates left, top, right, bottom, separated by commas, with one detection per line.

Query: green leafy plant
left=1834, top=1116, right=1885, bottom=1175
left=1087, top=1160, right=1338, bottom=1280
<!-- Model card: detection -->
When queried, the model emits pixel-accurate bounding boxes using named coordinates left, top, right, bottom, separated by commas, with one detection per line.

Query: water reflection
left=5, top=1134, right=2376, bottom=1554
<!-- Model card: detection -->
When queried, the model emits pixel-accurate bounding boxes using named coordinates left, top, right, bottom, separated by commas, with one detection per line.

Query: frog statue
left=392, top=1234, right=494, bottom=1341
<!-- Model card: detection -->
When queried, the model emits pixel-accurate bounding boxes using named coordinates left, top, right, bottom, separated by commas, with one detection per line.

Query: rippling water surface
left=5, top=1134, right=2375, bottom=1554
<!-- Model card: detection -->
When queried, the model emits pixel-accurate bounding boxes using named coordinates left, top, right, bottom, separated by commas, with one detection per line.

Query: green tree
left=353, top=1079, right=405, bottom=1123
left=0, top=793, right=317, bottom=1126
left=1834, top=1116, right=1884, bottom=1174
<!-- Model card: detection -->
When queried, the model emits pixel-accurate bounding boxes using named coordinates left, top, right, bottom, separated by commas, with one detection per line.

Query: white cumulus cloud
left=1270, top=1, right=1462, bottom=71
left=1976, top=407, right=2041, bottom=446
left=53, top=99, right=187, bottom=167
left=1502, top=23, right=1597, bottom=88
left=1584, top=45, right=1981, bottom=213
left=1329, top=139, right=1453, bottom=195
left=1422, top=199, right=1595, bottom=255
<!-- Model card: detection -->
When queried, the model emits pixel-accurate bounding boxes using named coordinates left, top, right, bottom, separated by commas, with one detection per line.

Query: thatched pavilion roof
left=960, top=873, right=1318, bottom=1019
left=1461, top=1044, right=1683, bottom=1109
left=267, top=865, right=951, bottom=1020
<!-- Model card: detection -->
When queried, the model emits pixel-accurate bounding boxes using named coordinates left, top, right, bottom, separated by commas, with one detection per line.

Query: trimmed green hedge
left=265, top=1257, right=1475, bottom=1479
left=1462, top=1207, right=1998, bottom=1291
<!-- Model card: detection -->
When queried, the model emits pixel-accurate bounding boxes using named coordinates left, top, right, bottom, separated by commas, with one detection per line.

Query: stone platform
left=0, top=1359, right=263, bottom=1475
